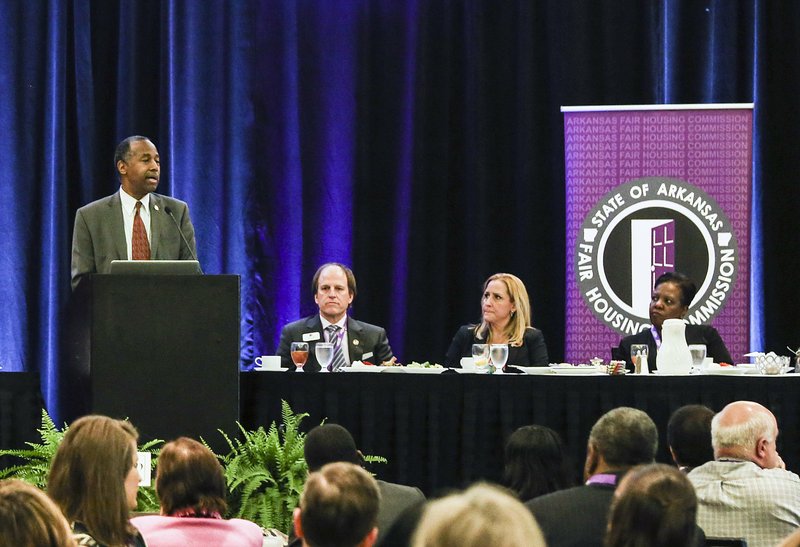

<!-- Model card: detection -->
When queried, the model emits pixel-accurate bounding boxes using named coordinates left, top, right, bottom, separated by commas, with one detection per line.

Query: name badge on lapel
left=362, top=352, right=373, bottom=360
left=303, top=332, right=321, bottom=342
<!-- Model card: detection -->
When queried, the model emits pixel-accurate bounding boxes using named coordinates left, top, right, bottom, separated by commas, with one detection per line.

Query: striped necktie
left=132, top=201, right=150, bottom=260
left=326, top=325, right=347, bottom=372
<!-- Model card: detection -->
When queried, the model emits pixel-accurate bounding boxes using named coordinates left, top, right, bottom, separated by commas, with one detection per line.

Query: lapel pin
left=353, top=339, right=359, bottom=346
left=154, top=204, right=160, bottom=211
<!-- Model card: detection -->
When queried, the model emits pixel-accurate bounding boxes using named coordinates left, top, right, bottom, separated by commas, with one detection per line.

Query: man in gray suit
left=70, top=135, right=198, bottom=290
left=277, top=263, right=395, bottom=371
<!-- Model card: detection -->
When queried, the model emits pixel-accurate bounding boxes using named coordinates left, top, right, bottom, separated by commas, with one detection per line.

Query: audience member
left=604, top=463, right=703, bottom=547
left=779, top=528, right=800, bottom=547
left=48, top=415, right=146, bottom=546
left=131, top=437, right=263, bottom=546
left=525, top=407, right=658, bottom=547
left=277, top=263, right=395, bottom=371
left=374, top=502, right=425, bottom=547
left=503, top=424, right=574, bottom=501
left=445, top=273, right=549, bottom=367
left=293, top=462, right=381, bottom=547
left=667, top=404, right=715, bottom=472
left=412, top=482, right=545, bottom=547
left=688, top=400, right=800, bottom=547
left=0, top=479, right=76, bottom=547
left=618, top=272, right=733, bottom=371
left=303, top=424, right=425, bottom=539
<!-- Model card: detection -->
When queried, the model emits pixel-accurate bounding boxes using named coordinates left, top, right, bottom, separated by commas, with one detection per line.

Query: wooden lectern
left=67, top=274, right=240, bottom=452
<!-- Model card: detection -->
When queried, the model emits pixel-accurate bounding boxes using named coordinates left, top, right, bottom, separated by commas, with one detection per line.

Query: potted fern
left=217, top=400, right=309, bottom=534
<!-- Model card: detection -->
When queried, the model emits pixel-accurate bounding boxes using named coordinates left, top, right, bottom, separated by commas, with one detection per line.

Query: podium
left=67, top=274, right=240, bottom=452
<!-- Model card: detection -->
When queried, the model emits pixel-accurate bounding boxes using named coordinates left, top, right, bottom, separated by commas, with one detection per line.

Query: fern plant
left=217, top=400, right=309, bottom=534
left=0, top=409, right=163, bottom=512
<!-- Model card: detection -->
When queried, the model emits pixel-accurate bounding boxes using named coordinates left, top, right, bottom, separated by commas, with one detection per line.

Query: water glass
left=489, top=344, right=509, bottom=372
left=688, top=344, right=707, bottom=368
left=315, top=342, right=334, bottom=372
left=472, top=344, right=489, bottom=373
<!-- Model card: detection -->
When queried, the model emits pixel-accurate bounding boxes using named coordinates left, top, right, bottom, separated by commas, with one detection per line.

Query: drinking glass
left=315, top=342, right=334, bottom=372
left=688, top=344, right=707, bottom=368
left=291, top=341, right=309, bottom=371
left=472, top=344, right=489, bottom=373
left=489, top=344, right=509, bottom=373
left=630, top=344, right=649, bottom=374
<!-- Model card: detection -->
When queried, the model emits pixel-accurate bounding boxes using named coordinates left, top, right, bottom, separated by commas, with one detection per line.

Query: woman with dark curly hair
left=503, top=425, right=574, bottom=501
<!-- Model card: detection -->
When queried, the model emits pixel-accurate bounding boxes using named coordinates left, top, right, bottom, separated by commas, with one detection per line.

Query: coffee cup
left=460, top=357, right=475, bottom=370
left=254, top=355, right=281, bottom=370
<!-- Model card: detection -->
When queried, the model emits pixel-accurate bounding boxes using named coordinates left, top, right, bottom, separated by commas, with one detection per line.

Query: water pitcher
left=656, top=319, right=692, bottom=374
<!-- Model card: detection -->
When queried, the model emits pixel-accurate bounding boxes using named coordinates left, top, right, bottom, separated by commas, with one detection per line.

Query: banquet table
left=241, top=370, right=800, bottom=495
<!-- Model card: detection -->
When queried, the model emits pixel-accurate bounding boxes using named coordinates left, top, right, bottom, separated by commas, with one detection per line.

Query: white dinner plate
left=700, top=367, right=747, bottom=376
left=518, top=367, right=554, bottom=375
left=403, top=367, right=446, bottom=374
left=550, top=367, right=605, bottom=376
left=343, top=365, right=392, bottom=373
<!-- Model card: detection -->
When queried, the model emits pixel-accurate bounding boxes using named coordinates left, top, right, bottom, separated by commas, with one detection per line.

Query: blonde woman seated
left=445, top=273, right=549, bottom=368
left=412, top=483, right=545, bottom=547
left=131, top=437, right=262, bottom=547
left=0, top=479, right=77, bottom=547
left=48, top=415, right=146, bottom=547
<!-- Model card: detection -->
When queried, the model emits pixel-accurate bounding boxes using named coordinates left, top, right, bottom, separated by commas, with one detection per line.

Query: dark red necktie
left=132, top=201, right=151, bottom=260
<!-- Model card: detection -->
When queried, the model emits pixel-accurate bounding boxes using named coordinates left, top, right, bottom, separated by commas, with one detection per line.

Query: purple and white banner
left=562, top=104, right=753, bottom=363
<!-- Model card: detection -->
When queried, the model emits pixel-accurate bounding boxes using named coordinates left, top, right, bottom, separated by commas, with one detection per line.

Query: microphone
left=163, top=205, right=200, bottom=264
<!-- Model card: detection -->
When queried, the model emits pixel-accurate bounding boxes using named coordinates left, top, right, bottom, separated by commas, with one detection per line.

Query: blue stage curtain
left=3, top=0, right=795, bottom=423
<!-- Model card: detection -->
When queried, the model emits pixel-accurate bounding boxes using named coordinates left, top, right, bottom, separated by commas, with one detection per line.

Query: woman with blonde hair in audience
left=131, top=437, right=262, bottom=546
left=604, top=463, right=704, bottom=547
left=445, top=273, right=549, bottom=368
left=412, top=483, right=545, bottom=547
left=48, top=415, right=146, bottom=547
left=0, top=478, right=77, bottom=547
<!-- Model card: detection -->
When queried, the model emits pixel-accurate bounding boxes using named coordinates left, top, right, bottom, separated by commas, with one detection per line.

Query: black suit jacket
left=277, top=315, right=394, bottom=372
left=71, top=191, right=197, bottom=290
left=444, top=325, right=549, bottom=367
left=525, top=482, right=617, bottom=547
left=618, top=323, right=733, bottom=371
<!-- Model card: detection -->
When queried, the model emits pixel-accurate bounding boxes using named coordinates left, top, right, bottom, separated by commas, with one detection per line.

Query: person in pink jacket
left=132, top=437, right=263, bottom=547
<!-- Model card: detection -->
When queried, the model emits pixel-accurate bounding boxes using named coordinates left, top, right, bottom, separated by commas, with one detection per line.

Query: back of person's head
left=604, top=463, right=698, bottom=547
left=667, top=405, right=715, bottom=469
left=156, top=437, right=227, bottom=516
left=711, top=400, right=777, bottom=460
left=47, top=415, right=139, bottom=546
left=295, top=461, right=380, bottom=547
left=304, top=424, right=362, bottom=472
left=503, top=425, right=573, bottom=500
left=589, top=407, right=658, bottom=468
left=0, top=479, right=76, bottom=547
left=412, top=483, right=545, bottom=547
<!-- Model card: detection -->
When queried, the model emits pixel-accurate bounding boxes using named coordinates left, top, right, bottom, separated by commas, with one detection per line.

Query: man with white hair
left=688, top=401, right=800, bottom=547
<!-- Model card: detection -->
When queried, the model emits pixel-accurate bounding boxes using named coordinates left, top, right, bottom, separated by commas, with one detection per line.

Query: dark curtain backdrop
left=3, top=0, right=798, bottom=423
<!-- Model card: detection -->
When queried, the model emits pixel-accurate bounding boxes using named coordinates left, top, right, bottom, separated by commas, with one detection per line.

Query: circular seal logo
left=576, top=177, right=738, bottom=335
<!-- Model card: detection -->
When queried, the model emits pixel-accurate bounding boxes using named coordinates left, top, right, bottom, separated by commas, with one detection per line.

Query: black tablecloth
left=0, top=373, right=44, bottom=453
left=241, top=371, right=800, bottom=495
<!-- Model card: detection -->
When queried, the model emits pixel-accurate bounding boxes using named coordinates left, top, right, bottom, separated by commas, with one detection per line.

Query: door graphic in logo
left=631, top=220, right=674, bottom=316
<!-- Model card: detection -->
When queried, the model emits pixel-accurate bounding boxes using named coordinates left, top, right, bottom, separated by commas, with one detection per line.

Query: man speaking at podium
left=70, top=135, right=198, bottom=290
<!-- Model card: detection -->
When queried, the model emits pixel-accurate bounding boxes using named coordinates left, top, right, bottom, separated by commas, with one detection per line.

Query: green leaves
left=217, top=401, right=310, bottom=534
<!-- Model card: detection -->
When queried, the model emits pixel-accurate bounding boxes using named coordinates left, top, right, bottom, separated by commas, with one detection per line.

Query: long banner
left=562, top=104, right=752, bottom=363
